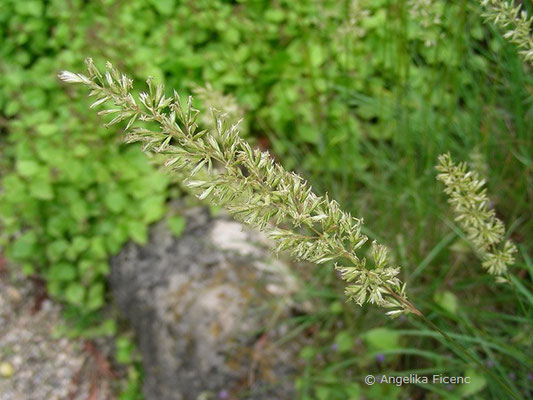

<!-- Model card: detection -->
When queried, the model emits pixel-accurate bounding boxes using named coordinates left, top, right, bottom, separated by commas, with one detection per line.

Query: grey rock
left=110, top=207, right=300, bottom=400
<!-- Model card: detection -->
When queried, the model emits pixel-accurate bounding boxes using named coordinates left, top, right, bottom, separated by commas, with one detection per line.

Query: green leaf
left=14, top=0, right=44, bottom=17
left=21, top=263, right=36, bottom=276
left=116, top=337, right=134, bottom=364
left=106, top=225, right=129, bottom=254
left=145, top=173, right=169, bottom=193
left=309, top=43, right=325, bottom=67
left=16, top=160, right=40, bottom=177
left=81, top=319, right=117, bottom=338
left=457, top=369, right=487, bottom=397
left=87, top=283, right=105, bottom=311
left=315, top=386, right=334, bottom=400
left=47, top=240, right=70, bottom=262
left=434, top=291, right=458, bottom=315
left=128, top=220, right=148, bottom=245
left=94, top=262, right=110, bottom=276
left=345, top=383, right=361, bottom=398
left=30, top=180, right=54, bottom=200
left=78, top=260, right=93, bottom=276
left=47, top=263, right=77, bottom=281
left=36, top=123, right=56, bottom=137
left=105, top=191, right=128, bottom=213
left=47, top=214, right=71, bottom=238
left=47, top=280, right=61, bottom=297
left=90, top=236, right=108, bottom=259
left=65, top=283, right=86, bottom=305
left=167, top=216, right=186, bottom=237
left=69, top=199, right=88, bottom=222
left=73, top=144, right=89, bottom=157
left=299, top=346, right=316, bottom=360
left=363, top=328, right=400, bottom=351
left=297, top=124, right=319, bottom=144
left=71, top=236, right=90, bottom=254
left=334, top=330, right=354, bottom=353
left=208, top=205, right=223, bottom=217
left=329, top=301, right=343, bottom=314
left=140, top=195, right=166, bottom=223
left=265, top=8, right=285, bottom=23
left=149, top=0, right=175, bottom=16
left=4, top=101, right=20, bottom=117
left=11, top=232, right=38, bottom=260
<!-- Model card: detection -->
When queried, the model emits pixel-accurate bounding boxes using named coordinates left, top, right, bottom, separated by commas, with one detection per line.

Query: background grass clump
left=0, top=0, right=532, bottom=399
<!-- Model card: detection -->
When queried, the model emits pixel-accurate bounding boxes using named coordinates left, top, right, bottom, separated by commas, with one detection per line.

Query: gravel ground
left=0, top=267, right=114, bottom=400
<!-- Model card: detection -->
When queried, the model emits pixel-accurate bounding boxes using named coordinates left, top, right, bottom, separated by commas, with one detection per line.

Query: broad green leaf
left=16, top=160, right=40, bottom=177
left=434, top=291, right=458, bottom=315
left=116, top=337, right=134, bottom=364
left=315, top=386, right=334, bottom=400
left=48, top=262, right=76, bottom=281
left=297, top=124, right=320, bottom=144
left=105, top=191, right=127, bottom=213
left=36, top=123, right=56, bottom=137
left=47, top=280, right=61, bottom=297
left=87, top=283, right=105, bottom=311
left=309, top=43, right=325, bottom=67
left=149, top=0, right=175, bottom=16
left=69, top=199, right=88, bottom=222
left=90, top=237, right=107, bottom=259
left=47, top=240, right=70, bottom=262
left=457, top=369, right=487, bottom=397
left=363, top=328, right=400, bottom=351
left=128, top=220, right=148, bottom=245
left=11, top=232, right=38, bottom=260
left=140, top=195, right=166, bottom=223
left=73, top=144, right=89, bottom=157
left=65, top=283, right=85, bottom=305
left=265, top=8, right=285, bottom=23
left=329, top=301, right=343, bottom=314
left=299, top=346, right=316, bottom=360
left=30, top=180, right=54, bottom=200
left=71, top=237, right=90, bottom=254
left=21, top=263, right=36, bottom=276
left=345, top=383, right=361, bottom=399
left=167, top=216, right=186, bottom=237
left=4, top=101, right=20, bottom=117
left=334, top=330, right=354, bottom=353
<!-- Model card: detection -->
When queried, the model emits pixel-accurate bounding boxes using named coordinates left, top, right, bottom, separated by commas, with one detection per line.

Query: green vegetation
left=1, top=0, right=532, bottom=399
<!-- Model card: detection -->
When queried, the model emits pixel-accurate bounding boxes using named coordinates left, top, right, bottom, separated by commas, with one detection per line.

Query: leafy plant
left=0, top=0, right=171, bottom=319
left=0, top=109, right=169, bottom=311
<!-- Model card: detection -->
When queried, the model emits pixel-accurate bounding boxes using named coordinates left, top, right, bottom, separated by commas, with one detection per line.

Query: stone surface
left=110, top=207, right=301, bottom=400
left=0, top=272, right=113, bottom=400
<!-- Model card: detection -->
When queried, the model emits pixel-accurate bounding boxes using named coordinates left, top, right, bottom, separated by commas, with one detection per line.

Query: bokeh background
left=0, top=0, right=532, bottom=399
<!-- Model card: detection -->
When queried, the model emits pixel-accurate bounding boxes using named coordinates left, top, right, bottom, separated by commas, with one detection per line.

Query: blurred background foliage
left=0, top=0, right=532, bottom=399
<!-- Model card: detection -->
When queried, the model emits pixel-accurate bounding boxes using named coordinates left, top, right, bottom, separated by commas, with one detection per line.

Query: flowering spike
left=436, top=153, right=517, bottom=275
left=58, top=59, right=411, bottom=316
